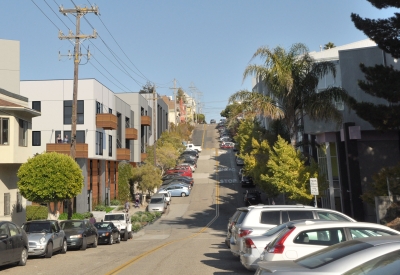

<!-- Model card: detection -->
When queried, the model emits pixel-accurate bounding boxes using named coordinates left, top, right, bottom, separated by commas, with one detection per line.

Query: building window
left=76, top=130, right=85, bottom=143
left=64, top=100, right=84, bottom=124
left=63, top=131, right=71, bottom=143
left=32, top=131, right=41, bottom=146
left=0, top=118, right=9, bottom=145
left=96, top=101, right=103, bottom=114
left=96, top=131, right=103, bottom=155
left=16, top=192, right=22, bottom=213
left=77, top=101, right=84, bottom=124
left=125, top=117, right=130, bottom=128
left=32, top=101, right=41, bottom=112
left=4, top=193, right=10, bottom=216
left=109, top=108, right=112, bottom=114
left=109, top=135, right=112, bottom=157
left=55, top=130, right=61, bottom=143
left=19, top=119, right=28, bottom=147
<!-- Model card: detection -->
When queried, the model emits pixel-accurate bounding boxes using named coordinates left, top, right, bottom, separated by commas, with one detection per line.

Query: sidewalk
left=126, top=201, right=148, bottom=216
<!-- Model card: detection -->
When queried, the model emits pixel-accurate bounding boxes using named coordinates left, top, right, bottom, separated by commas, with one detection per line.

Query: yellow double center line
left=105, top=125, right=219, bottom=275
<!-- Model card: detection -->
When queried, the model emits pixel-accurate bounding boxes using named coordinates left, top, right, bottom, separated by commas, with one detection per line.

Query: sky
left=0, top=1, right=396, bottom=121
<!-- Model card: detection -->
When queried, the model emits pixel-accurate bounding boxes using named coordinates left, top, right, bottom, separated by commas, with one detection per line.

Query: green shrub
left=117, top=206, right=124, bottom=210
left=26, top=205, right=48, bottom=221
left=94, top=205, right=107, bottom=211
left=131, top=215, right=140, bottom=222
left=110, top=199, right=121, bottom=206
left=105, top=206, right=114, bottom=213
left=58, top=212, right=91, bottom=220
left=132, top=222, right=142, bottom=232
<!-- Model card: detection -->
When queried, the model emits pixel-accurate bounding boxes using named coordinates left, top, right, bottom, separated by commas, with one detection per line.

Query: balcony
left=141, top=116, right=151, bottom=126
left=46, top=143, right=88, bottom=158
left=141, top=153, right=147, bottom=162
left=117, top=148, right=130, bottom=161
left=125, top=128, right=138, bottom=140
left=96, top=113, right=118, bottom=130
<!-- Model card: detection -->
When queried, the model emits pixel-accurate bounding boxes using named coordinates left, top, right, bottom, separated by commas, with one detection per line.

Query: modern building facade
left=0, top=39, right=41, bottom=225
left=253, top=39, right=400, bottom=222
left=20, top=79, right=137, bottom=213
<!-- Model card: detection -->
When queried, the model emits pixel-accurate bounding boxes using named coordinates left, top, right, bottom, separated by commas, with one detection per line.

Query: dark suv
left=241, top=175, right=255, bottom=188
left=243, top=190, right=262, bottom=206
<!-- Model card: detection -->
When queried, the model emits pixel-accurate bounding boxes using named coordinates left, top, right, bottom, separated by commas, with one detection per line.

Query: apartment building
left=0, top=39, right=41, bottom=225
left=20, top=79, right=139, bottom=213
left=253, top=39, right=400, bottom=222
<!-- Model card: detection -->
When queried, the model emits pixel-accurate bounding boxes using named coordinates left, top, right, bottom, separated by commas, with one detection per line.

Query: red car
left=165, top=168, right=192, bottom=178
left=220, top=142, right=234, bottom=149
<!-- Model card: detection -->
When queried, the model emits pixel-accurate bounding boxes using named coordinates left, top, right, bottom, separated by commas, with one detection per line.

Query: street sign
left=310, top=178, right=319, bottom=195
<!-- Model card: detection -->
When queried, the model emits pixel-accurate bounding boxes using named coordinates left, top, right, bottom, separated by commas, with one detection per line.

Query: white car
left=256, top=235, right=400, bottom=275
left=157, top=190, right=172, bottom=205
left=230, top=205, right=355, bottom=258
left=258, top=220, right=400, bottom=265
left=178, top=162, right=196, bottom=172
left=185, top=143, right=202, bottom=152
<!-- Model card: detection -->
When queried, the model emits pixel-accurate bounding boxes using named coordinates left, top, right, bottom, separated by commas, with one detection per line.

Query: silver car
left=22, top=220, right=67, bottom=258
left=147, top=193, right=168, bottom=212
left=256, top=235, right=400, bottom=275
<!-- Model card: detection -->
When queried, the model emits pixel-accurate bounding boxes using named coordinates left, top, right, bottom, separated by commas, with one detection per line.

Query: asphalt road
left=2, top=124, right=253, bottom=275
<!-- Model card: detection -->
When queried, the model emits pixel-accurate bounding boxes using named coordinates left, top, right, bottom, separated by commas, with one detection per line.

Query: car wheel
left=17, top=248, right=28, bottom=266
left=80, top=237, right=87, bottom=250
left=60, top=239, right=67, bottom=254
left=123, top=230, right=128, bottom=241
left=109, top=234, right=113, bottom=245
left=92, top=236, right=98, bottom=248
left=45, top=242, right=53, bottom=258
left=181, top=192, right=186, bottom=197
left=116, top=234, right=121, bottom=244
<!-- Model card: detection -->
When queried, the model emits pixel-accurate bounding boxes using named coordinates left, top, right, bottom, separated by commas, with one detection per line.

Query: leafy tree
left=145, top=143, right=180, bottom=174
left=261, top=136, right=319, bottom=204
left=234, top=118, right=264, bottom=155
left=231, top=43, right=349, bottom=147
left=139, top=81, right=154, bottom=94
left=361, top=164, right=400, bottom=205
left=324, top=42, right=336, bottom=49
left=118, top=162, right=134, bottom=202
left=17, top=152, right=83, bottom=204
left=176, top=88, right=186, bottom=103
left=196, top=113, right=205, bottom=123
left=350, top=1, right=400, bottom=130
left=132, top=163, right=162, bottom=196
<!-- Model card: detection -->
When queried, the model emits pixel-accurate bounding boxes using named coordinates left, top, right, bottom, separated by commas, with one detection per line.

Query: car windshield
left=104, top=214, right=125, bottom=221
left=295, top=240, right=372, bottom=269
left=23, top=222, right=51, bottom=233
left=60, top=221, right=84, bottom=230
left=150, top=198, right=163, bottom=203
left=94, top=223, right=112, bottom=229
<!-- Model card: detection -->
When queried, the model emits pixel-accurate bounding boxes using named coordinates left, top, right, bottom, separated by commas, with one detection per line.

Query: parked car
left=0, top=221, right=29, bottom=266
left=230, top=205, right=356, bottom=258
left=220, top=142, right=235, bottom=149
left=59, top=220, right=98, bottom=250
left=161, top=174, right=193, bottom=182
left=162, top=177, right=194, bottom=187
left=260, top=220, right=400, bottom=264
left=225, top=210, right=243, bottom=248
left=159, top=184, right=191, bottom=197
left=147, top=193, right=168, bottom=213
left=181, top=150, right=199, bottom=158
left=22, top=220, right=67, bottom=258
left=185, top=143, right=202, bottom=152
left=236, top=157, right=245, bottom=166
left=165, top=168, right=192, bottom=178
left=177, top=162, right=196, bottom=173
left=256, top=235, right=400, bottom=275
left=94, top=222, right=120, bottom=245
left=243, top=190, right=262, bottom=206
left=103, top=213, right=132, bottom=241
left=241, top=219, right=394, bottom=271
left=157, top=190, right=172, bottom=205
left=241, top=175, right=255, bottom=188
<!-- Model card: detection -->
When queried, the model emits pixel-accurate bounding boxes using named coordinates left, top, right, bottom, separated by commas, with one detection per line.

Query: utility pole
left=169, top=79, right=178, bottom=125
left=59, top=4, right=98, bottom=219
left=153, top=84, right=157, bottom=167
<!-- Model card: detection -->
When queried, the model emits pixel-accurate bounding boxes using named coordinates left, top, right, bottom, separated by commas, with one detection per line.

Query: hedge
left=26, top=205, right=48, bottom=221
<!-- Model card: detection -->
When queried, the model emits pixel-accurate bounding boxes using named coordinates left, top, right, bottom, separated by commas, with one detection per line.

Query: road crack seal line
left=105, top=144, right=220, bottom=275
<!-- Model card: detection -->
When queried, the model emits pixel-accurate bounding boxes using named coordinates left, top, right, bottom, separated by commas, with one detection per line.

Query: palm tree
left=230, top=43, right=349, bottom=147
left=324, top=42, right=336, bottom=50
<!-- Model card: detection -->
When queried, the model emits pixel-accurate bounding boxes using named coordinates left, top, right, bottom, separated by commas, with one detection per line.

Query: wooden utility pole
left=59, top=4, right=98, bottom=219
left=153, top=84, right=157, bottom=167
left=169, top=79, right=178, bottom=125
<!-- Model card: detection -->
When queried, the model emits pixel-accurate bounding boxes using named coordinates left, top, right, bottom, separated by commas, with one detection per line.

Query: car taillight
left=239, top=229, right=252, bottom=238
left=268, top=227, right=295, bottom=254
left=244, top=238, right=256, bottom=249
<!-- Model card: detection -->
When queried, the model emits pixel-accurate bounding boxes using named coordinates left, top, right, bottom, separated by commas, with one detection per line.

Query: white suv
left=230, top=205, right=355, bottom=257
